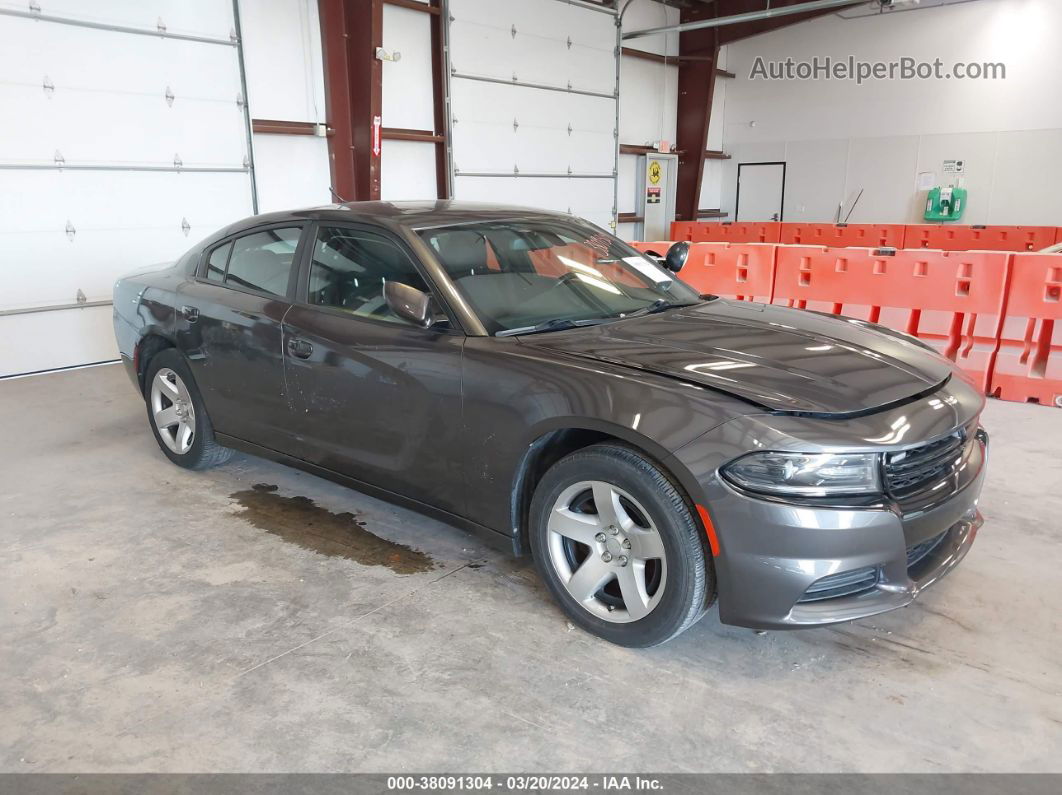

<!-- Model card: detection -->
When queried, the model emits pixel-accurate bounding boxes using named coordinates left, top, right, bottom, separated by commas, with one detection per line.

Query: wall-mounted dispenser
left=924, top=185, right=967, bottom=222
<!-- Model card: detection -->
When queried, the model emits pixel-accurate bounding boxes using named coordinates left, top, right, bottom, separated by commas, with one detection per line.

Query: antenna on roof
left=329, top=186, right=351, bottom=204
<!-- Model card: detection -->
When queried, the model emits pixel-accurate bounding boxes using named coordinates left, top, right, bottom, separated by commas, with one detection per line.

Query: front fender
left=461, top=337, right=751, bottom=539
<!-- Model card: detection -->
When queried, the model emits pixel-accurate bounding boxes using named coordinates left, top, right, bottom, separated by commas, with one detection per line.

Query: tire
left=143, top=348, right=232, bottom=470
left=529, top=443, right=714, bottom=647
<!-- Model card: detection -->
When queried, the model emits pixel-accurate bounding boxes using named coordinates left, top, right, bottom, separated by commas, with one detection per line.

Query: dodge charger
left=113, top=201, right=987, bottom=646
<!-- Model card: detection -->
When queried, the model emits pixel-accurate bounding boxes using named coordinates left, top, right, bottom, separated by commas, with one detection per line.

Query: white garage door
left=448, top=0, right=618, bottom=230
left=0, top=1, right=255, bottom=377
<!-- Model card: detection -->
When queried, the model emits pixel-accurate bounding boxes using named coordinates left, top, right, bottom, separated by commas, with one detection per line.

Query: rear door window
left=222, top=227, right=301, bottom=297
left=205, top=242, right=232, bottom=283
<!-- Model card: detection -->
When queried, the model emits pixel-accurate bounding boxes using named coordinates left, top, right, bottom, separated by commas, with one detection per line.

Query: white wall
left=716, top=0, right=1062, bottom=224
left=381, top=1, right=438, bottom=200
left=617, top=0, right=679, bottom=240
left=239, top=0, right=332, bottom=212
left=619, top=0, right=680, bottom=147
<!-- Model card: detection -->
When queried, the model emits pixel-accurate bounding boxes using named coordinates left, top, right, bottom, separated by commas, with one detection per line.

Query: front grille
left=884, top=428, right=968, bottom=500
left=906, top=530, right=948, bottom=572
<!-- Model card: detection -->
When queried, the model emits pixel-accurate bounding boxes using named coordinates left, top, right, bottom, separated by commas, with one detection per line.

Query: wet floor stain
left=229, top=483, right=436, bottom=574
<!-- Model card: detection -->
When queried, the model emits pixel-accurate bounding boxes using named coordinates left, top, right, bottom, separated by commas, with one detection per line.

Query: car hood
left=520, top=299, right=954, bottom=414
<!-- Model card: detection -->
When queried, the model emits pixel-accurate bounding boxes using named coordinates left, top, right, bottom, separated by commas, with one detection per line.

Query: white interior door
left=736, top=162, right=786, bottom=222
left=447, top=0, right=618, bottom=231
left=0, top=2, right=254, bottom=377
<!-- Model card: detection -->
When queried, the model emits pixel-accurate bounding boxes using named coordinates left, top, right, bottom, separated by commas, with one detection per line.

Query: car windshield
left=417, top=218, right=702, bottom=335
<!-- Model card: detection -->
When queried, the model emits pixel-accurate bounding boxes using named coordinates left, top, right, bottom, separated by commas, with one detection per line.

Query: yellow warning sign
left=648, top=160, right=662, bottom=185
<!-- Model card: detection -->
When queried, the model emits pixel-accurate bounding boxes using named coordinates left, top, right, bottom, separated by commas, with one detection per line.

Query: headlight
left=721, top=451, right=882, bottom=497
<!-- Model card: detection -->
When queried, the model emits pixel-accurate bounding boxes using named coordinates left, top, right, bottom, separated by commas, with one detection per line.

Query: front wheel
left=143, top=348, right=232, bottom=470
left=529, top=444, right=714, bottom=647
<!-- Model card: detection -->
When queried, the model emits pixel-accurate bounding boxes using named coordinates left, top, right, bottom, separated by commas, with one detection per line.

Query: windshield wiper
left=621, top=299, right=700, bottom=319
left=495, top=317, right=609, bottom=337
left=496, top=298, right=708, bottom=337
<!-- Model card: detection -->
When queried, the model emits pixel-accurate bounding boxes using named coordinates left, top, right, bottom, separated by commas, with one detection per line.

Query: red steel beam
left=673, top=6, right=718, bottom=223
left=319, top=0, right=383, bottom=202
left=382, top=127, right=444, bottom=143
left=620, top=143, right=673, bottom=156
left=350, top=0, right=383, bottom=201
left=251, top=119, right=322, bottom=136
left=429, top=0, right=450, bottom=198
left=621, top=46, right=736, bottom=78
left=318, top=0, right=356, bottom=202
left=383, top=0, right=440, bottom=13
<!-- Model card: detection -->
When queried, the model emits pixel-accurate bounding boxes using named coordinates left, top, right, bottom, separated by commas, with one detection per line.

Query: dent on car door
left=176, top=225, right=305, bottom=449
left=282, top=223, right=466, bottom=515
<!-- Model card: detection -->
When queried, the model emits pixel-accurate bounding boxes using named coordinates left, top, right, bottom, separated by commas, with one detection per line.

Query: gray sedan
left=113, top=201, right=987, bottom=646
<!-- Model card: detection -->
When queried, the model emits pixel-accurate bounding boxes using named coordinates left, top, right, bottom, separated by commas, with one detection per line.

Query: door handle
left=181, top=305, right=199, bottom=323
left=286, top=337, right=313, bottom=359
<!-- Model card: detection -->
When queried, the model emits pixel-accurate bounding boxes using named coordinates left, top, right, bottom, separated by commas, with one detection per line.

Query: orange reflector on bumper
left=696, top=504, right=721, bottom=557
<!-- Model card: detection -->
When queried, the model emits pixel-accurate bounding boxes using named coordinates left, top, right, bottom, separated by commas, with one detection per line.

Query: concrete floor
left=1, top=363, right=1060, bottom=773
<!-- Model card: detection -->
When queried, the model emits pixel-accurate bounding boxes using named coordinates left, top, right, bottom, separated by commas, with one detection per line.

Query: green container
left=924, top=186, right=967, bottom=222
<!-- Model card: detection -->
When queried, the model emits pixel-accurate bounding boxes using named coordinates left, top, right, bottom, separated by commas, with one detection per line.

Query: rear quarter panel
left=112, top=262, right=187, bottom=389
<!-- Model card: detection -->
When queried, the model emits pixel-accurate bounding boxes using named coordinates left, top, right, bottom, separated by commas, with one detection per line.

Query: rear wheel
left=529, top=444, right=713, bottom=647
left=143, top=349, right=232, bottom=470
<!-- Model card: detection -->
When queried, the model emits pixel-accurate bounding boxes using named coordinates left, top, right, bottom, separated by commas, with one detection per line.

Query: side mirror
left=664, top=241, right=690, bottom=273
left=384, top=280, right=431, bottom=327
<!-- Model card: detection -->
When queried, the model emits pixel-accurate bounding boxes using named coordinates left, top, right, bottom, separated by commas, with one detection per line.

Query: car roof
left=226, top=200, right=572, bottom=235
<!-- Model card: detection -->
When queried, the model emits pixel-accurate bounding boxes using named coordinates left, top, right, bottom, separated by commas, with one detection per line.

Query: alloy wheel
left=150, top=368, right=196, bottom=454
left=546, top=480, right=668, bottom=623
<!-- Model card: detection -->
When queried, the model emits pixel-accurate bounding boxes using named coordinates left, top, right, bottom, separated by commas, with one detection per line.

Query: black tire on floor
left=143, top=348, right=232, bottom=471
left=529, top=443, right=714, bottom=647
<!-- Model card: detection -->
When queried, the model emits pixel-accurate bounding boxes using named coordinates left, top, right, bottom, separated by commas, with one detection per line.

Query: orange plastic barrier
left=990, top=253, right=1062, bottom=406
left=780, top=223, right=905, bottom=248
left=629, top=241, right=674, bottom=257
left=771, top=246, right=1011, bottom=391
left=669, top=222, right=697, bottom=242
left=673, top=222, right=1062, bottom=251
left=903, top=225, right=1058, bottom=252
left=630, top=242, right=776, bottom=302
left=671, top=221, right=782, bottom=244
left=682, top=243, right=776, bottom=302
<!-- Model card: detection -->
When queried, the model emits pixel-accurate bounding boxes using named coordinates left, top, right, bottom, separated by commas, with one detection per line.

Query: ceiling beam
left=621, top=46, right=737, bottom=77
left=624, top=0, right=858, bottom=39
left=715, top=0, right=860, bottom=43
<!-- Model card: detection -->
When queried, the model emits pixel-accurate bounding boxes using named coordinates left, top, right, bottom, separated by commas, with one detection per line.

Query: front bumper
left=785, top=507, right=981, bottom=627
left=669, top=380, right=988, bottom=629
left=713, top=441, right=984, bottom=629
